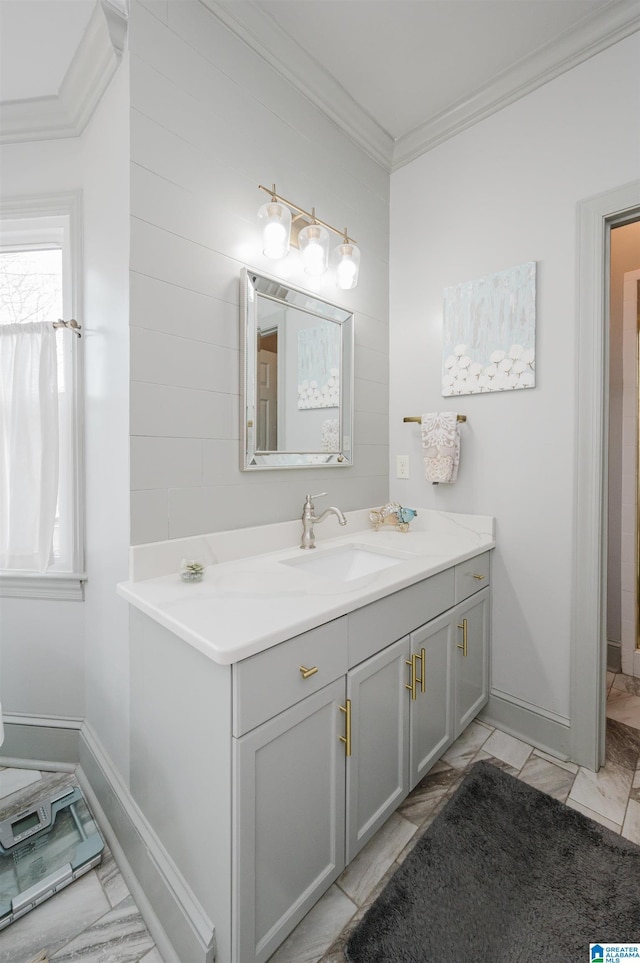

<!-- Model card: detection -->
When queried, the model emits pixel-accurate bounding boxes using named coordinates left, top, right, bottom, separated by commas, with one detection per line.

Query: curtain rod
left=52, top=319, right=82, bottom=338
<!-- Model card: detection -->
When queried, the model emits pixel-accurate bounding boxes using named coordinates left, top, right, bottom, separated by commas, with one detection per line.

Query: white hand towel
left=421, top=412, right=460, bottom=484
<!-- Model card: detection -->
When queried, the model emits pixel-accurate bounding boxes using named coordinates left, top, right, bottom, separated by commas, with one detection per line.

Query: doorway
left=607, top=222, right=640, bottom=679
left=571, top=180, right=640, bottom=772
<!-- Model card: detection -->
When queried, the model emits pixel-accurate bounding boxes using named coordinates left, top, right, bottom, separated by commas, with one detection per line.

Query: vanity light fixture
left=257, top=184, right=360, bottom=289
left=298, top=213, right=329, bottom=277
left=257, top=189, right=292, bottom=259
left=334, top=231, right=361, bottom=290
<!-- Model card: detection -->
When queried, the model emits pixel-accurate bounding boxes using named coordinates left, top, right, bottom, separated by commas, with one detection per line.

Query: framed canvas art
left=442, top=261, right=536, bottom=396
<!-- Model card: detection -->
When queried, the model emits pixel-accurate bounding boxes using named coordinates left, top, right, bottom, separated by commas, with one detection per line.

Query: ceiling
left=1, top=0, right=638, bottom=167
left=248, top=0, right=620, bottom=141
left=0, top=0, right=95, bottom=102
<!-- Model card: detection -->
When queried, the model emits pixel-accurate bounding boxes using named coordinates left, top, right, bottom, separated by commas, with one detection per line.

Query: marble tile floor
left=0, top=767, right=163, bottom=963
left=267, top=670, right=640, bottom=963
left=1, top=671, right=639, bottom=963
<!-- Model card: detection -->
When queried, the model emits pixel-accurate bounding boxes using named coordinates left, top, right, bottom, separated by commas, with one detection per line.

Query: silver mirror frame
left=240, top=268, right=354, bottom=470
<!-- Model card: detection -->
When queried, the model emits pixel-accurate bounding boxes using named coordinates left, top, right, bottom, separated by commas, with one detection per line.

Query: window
left=0, top=194, right=84, bottom=599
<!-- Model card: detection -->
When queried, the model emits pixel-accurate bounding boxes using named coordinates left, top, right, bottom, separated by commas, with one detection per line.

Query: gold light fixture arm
left=258, top=183, right=357, bottom=245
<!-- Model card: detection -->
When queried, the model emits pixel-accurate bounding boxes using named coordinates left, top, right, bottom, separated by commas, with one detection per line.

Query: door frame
left=571, top=179, right=640, bottom=770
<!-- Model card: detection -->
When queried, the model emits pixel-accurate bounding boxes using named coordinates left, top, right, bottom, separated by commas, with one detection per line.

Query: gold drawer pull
left=472, top=573, right=485, bottom=580
left=339, top=699, right=352, bottom=756
left=457, top=618, right=468, bottom=657
left=406, top=649, right=427, bottom=700
left=299, top=665, right=318, bottom=680
left=405, top=656, right=417, bottom=700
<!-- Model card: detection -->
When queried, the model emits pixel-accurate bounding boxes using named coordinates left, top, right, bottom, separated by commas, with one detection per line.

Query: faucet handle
left=306, top=492, right=327, bottom=505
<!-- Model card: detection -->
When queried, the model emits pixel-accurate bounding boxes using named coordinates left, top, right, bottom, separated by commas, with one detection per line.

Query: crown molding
left=0, top=0, right=128, bottom=146
left=199, top=0, right=394, bottom=172
left=201, top=0, right=639, bottom=175
left=391, top=0, right=640, bottom=170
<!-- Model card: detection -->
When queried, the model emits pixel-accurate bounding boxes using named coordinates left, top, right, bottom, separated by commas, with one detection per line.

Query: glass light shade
left=298, top=223, right=330, bottom=276
left=257, top=201, right=292, bottom=259
left=334, top=241, right=361, bottom=290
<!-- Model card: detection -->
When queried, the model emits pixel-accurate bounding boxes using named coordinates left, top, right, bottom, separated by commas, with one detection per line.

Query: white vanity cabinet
left=345, top=635, right=411, bottom=862
left=233, top=678, right=347, bottom=963
left=453, top=588, right=490, bottom=736
left=452, top=548, right=491, bottom=736
left=409, top=610, right=453, bottom=786
left=126, top=545, right=492, bottom=963
left=230, top=552, right=491, bottom=963
left=232, top=618, right=349, bottom=963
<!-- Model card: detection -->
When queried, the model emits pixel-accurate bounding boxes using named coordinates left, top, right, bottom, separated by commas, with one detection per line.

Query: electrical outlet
left=396, top=455, right=410, bottom=479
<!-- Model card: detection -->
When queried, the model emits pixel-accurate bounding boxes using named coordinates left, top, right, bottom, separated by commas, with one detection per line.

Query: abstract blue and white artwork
left=442, top=261, right=536, bottom=396
left=298, top=323, right=340, bottom=409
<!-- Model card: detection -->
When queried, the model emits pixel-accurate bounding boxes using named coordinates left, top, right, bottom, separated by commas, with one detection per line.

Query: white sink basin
left=279, top=544, right=410, bottom=582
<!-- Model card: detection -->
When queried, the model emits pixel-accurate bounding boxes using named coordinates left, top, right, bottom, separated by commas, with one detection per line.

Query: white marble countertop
left=117, top=509, right=495, bottom=665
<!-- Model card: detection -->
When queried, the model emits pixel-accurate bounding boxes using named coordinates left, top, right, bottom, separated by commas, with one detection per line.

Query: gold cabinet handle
left=299, top=665, right=318, bottom=680
left=405, top=656, right=417, bottom=700
left=472, top=573, right=485, bottom=580
left=457, top=618, right=468, bottom=657
left=417, top=647, right=426, bottom=694
left=339, top=699, right=352, bottom=756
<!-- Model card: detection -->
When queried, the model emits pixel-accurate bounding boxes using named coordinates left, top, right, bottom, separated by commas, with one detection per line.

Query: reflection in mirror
left=241, top=269, right=354, bottom=470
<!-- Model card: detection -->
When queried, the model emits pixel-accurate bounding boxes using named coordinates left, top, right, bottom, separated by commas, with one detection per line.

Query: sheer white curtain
left=0, top=321, right=59, bottom=572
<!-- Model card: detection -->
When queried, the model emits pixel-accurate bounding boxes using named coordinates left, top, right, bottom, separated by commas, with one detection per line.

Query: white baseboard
left=480, top=688, right=572, bottom=761
left=607, top=639, right=622, bottom=672
left=0, top=715, right=81, bottom=766
left=78, top=723, right=216, bottom=963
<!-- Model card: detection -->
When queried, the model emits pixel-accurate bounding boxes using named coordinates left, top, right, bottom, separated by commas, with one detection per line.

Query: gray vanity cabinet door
left=345, top=635, right=411, bottom=863
left=453, top=587, right=490, bottom=736
left=409, top=611, right=453, bottom=789
left=232, top=678, right=346, bottom=963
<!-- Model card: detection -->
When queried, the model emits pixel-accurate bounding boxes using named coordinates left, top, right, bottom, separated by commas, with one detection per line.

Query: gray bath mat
left=345, top=760, right=640, bottom=962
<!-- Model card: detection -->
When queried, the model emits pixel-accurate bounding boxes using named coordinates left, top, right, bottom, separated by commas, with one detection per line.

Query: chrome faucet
left=300, top=492, right=347, bottom=549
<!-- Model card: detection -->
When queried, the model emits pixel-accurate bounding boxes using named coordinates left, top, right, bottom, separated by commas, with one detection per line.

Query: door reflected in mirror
left=241, top=269, right=354, bottom=470
left=257, top=326, right=278, bottom=451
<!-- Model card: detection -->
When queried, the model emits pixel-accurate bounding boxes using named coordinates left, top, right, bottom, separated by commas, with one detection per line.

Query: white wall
left=128, top=0, right=389, bottom=544
left=390, top=32, right=640, bottom=728
left=0, top=137, right=86, bottom=728
left=81, top=56, right=131, bottom=778
left=0, top=59, right=130, bottom=779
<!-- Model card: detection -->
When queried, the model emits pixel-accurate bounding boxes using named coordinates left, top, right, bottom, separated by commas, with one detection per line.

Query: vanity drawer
left=232, top=617, right=348, bottom=736
left=348, top=569, right=455, bottom=667
left=454, top=551, right=491, bottom=603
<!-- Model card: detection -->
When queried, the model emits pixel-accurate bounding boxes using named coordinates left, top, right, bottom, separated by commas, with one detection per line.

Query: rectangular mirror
left=241, top=268, right=354, bottom=470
